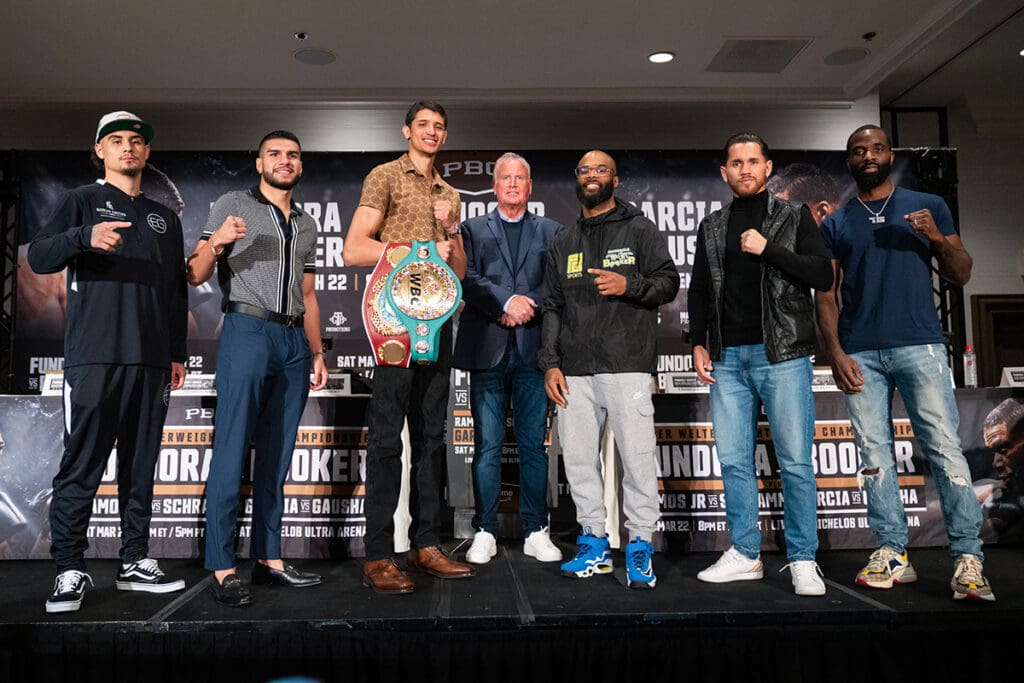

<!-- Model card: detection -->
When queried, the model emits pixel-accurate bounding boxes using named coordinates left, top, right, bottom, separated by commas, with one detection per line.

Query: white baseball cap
left=95, top=111, right=154, bottom=144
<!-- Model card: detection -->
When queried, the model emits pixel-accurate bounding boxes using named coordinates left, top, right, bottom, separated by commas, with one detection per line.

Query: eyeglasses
left=574, top=165, right=616, bottom=177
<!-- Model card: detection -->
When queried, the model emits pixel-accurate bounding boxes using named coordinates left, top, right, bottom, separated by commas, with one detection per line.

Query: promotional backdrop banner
left=2, top=389, right=1017, bottom=560
left=12, top=146, right=922, bottom=392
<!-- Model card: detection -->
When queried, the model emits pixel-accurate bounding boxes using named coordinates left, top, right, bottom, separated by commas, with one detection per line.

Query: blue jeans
left=470, top=345, right=550, bottom=535
left=845, top=344, right=983, bottom=559
left=709, top=345, right=819, bottom=562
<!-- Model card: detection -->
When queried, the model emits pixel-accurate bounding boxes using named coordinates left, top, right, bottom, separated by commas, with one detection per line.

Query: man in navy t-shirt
left=816, top=124, right=993, bottom=602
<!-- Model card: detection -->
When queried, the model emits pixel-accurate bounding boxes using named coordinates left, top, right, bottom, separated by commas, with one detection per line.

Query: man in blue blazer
left=453, top=153, right=563, bottom=564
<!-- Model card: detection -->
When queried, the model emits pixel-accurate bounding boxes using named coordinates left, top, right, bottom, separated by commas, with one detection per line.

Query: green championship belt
left=384, top=241, right=462, bottom=364
left=362, top=242, right=413, bottom=367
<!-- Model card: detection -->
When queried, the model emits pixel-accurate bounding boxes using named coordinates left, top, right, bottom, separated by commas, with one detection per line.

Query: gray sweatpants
left=557, top=373, right=660, bottom=541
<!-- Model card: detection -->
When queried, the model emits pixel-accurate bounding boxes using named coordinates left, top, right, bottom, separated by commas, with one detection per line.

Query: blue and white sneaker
left=625, top=536, right=656, bottom=589
left=560, top=530, right=613, bottom=578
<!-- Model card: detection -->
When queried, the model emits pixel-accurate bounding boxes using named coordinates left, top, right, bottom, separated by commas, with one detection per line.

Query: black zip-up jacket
left=26, top=181, right=188, bottom=369
left=688, top=193, right=833, bottom=363
left=539, top=199, right=679, bottom=375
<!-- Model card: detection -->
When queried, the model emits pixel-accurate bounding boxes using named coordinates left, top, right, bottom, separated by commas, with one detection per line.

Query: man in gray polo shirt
left=187, top=130, right=329, bottom=607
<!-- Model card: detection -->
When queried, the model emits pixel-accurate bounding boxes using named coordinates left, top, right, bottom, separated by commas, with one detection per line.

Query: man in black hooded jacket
left=541, top=149, right=679, bottom=589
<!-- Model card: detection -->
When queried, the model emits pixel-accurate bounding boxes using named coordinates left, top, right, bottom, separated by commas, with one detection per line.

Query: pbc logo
left=330, top=311, right=347, bottom=326
left=438, top=156, right=499, bottom=195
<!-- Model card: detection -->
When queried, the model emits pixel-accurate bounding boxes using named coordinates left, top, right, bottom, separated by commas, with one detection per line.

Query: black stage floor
left=2, top=537, right=1022, bottom=683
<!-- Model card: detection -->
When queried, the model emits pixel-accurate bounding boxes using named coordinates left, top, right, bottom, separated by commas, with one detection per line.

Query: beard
left=850, top=159, right=891, bottom=192
left=575, top=178, right=615, bottom=209
left=262, top=169, right=301, bottom=191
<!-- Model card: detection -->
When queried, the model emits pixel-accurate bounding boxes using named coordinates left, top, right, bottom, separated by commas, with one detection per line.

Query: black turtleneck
left=721, top=191, right=768, bottom=346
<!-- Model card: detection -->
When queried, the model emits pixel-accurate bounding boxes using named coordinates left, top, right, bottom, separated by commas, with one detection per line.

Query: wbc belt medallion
left=362, top=242, right=413, bottom=367
left=384, top=240, right=462, bottom=364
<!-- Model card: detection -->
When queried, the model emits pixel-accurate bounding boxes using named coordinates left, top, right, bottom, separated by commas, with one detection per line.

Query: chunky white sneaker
left=697, top=546, right=764, bottom=583
left=951, top=553, right=995, bottom=602
left=855, top=546, right=917, bottom=589
left=523, top=527, right=562, bottom=562
left=465, top=530, right=497, bottom=564
left=784, top=560, right=826, bottom=596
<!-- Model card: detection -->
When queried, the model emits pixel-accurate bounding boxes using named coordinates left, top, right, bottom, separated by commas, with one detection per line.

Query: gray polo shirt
left=202, top=186, right=317, bottom=316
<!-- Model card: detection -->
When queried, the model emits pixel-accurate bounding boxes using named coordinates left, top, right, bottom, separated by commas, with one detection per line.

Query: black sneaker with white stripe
left=115, top=558, right=186, bottom=593
left=45, top=570, right=93, bottom=613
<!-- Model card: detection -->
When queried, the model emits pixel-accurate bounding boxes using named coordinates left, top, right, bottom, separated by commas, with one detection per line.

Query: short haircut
left=259, top=130, right=301, bottom=153
left=845, top=124, right=889, bottom=152
left=405, top=100, right=447, bottom=128
left=493, top=152, right=531, bottom=181
left=766, top=162, right=842, bottom=205
left=722, top=132, right=769, bottom=164
left=984, top=398, right=1024, bottom=436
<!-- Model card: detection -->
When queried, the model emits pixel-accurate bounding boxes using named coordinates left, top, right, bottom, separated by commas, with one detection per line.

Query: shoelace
left=628, top=546, right=649, bottom=571
left=56, top=570, right=92, bottom=593
left=955, top=556, right=983, bottom=584
left=133, top=558, right=164, bottom=576
left=866, top=547, right=897, bottom=571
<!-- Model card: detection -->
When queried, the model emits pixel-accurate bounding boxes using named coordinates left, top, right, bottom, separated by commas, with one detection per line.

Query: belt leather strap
left=362, top=243, right=413, bottom=367
left=225, top=301, right=304, bottom=328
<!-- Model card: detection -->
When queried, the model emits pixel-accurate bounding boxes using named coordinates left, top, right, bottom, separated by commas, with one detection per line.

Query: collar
left=249, top=185, right=303, bottom=217
left=497, top=209, right=526, bottom=223
left=398, top=153, right=442, bottom=188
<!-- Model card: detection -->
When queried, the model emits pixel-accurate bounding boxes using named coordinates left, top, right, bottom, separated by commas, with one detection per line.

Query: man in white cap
left=27, top=111, right=188, bottom=613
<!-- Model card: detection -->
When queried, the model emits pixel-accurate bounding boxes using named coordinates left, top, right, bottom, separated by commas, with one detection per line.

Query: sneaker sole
left=953, top=589, right=995, bottom=602
left=561, top=564, right=614, bottom=579
left=697, top=570, right=763, bottom=584
left=628, top=577, right=657, bottom=589
left=795, top=585, right=827, bottom=597
left=466, top=548, right=497, bottom=564
left=524, top=546, right=562, bottom=562
left=115, top=579, right=186, bottom=593
left=45, top=599, right=83, bottom=613
left=855, top=570, right=917, bottom=590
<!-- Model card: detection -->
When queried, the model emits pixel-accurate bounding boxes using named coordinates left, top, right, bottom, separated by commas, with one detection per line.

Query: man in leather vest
left=688, top=133, right=833, bottom=597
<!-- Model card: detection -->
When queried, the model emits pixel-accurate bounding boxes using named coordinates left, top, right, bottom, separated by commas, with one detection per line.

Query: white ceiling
left=1, top=0, right=1020, bottom=110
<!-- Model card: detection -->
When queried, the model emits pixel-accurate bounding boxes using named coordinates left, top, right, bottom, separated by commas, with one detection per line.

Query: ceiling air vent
left=705, top=39, right=810, bottom=73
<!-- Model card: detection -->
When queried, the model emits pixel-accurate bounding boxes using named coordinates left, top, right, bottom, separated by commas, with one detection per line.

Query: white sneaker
left=697, top=546, right=764, bottom=583
left=465, top=530, right=497, bottom=564
left=523, top=528, right=562, bottom=562
left=784, top=560, right=826, bottom=596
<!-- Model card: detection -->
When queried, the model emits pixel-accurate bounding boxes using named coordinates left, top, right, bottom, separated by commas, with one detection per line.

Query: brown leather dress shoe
left=406, top=546, right=476, bottom=579
left=362, top=558, right=414, bottom=594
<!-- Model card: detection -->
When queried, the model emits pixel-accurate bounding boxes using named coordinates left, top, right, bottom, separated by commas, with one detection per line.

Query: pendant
left=868, top=215, right=885, bottom=224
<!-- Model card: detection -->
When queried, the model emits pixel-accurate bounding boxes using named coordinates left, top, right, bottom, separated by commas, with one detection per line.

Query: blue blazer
left=453, top=209, right=562, bottom=371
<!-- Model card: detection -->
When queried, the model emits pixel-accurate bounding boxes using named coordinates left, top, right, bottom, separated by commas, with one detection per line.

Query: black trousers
left=49, top=364, right=170, bottom=571
left=363, top=323, right=452, bottom=561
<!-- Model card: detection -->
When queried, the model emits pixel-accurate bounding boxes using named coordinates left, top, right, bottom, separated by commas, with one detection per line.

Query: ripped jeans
left=845, top=344, right=984, bottom=560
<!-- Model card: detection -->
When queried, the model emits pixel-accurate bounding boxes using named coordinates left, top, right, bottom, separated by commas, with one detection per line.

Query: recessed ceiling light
left=648, top=51, right=675, bottom=64
left=823, top=47, right=869, bottom=66
left=294, top=48, right=336, bottom=66
left=294, top=31, right=310, bottom=40
left=1019, top=48, right=1024, bottom=57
